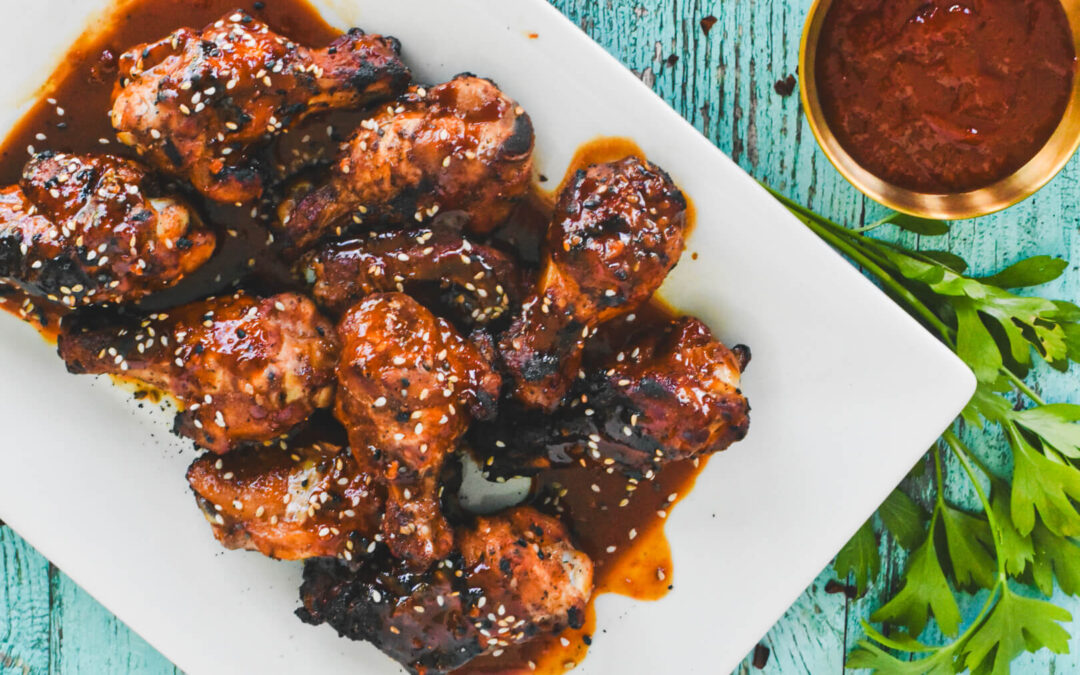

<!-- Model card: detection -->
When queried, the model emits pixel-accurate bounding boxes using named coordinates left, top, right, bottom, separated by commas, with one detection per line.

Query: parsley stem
left=1003, top=367, right=1047, bottom=406
left=762, top=185, right=956, bottom=346
left=944, top=430, right=1007, bottom=581
left=933, top=443, right=947, bottom=512
left=850, top=215, right=891, bottom=233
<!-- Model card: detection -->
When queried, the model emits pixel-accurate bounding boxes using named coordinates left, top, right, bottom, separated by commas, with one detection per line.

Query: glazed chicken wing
left=581, top=317, right=751, bottom=469
left=0, top=152, right=214, bottom=306
left=296, top=227, right=520, bottom=325
left=111, top=9, right=410, bottom=204
left=335, top=292, right=501, bottom=570
left=297, top=506, right=593, bottom=674
left=58, top=291, right=338, bottom=453
left=475, top=317, right=751, bottom=476
left=498, top=156, right=687, bottom=411
left=279, top=75, right=534, bottom=251
left=187, top=441, right=382, bottom=560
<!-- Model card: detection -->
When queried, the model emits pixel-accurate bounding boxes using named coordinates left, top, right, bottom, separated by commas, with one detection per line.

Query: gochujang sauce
left=816, top=0, right=1077, bottom=193
left=0, top=2, right=707, bottom=674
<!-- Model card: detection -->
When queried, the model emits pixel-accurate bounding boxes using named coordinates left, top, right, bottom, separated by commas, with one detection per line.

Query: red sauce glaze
left=816, top=0, right=1077, bottom=193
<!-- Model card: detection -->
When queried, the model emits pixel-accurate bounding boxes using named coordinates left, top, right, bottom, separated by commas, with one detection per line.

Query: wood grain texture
left=3, top=0, right=1080, bottom=672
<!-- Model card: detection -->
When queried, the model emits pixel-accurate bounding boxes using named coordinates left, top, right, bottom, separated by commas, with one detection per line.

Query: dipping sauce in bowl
left=802, top=0, right=1080, bottom=217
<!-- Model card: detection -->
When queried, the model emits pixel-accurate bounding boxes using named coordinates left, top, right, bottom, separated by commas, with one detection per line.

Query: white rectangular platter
left=0, top=1, right=976, bottom=673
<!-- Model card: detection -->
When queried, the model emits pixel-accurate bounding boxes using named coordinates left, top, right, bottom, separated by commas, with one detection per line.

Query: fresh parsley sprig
left=765, top=185, right=1080, bottom=674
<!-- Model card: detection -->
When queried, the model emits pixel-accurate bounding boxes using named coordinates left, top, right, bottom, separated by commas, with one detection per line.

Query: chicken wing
left=498, top=156, right=687, bottom=411
left=297, top=506, right=593, bottom=675
left=335, top=292, right=501, bottom=569
left=475, top=316, right=751, bottom=476
left=58, top=291, right=338, bottom=453
left=296, top=227, right=520, bottom=326
left=111, top=9, right=410, bottom=204
left=0, top=152, right=214, bottom=307
left=279, top=75, right=534, bottom=250
left=186, top=440, right=381, bottom=560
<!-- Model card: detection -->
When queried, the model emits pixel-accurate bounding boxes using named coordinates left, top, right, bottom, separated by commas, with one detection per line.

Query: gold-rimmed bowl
left=800, top=0, right=1080, bottom=220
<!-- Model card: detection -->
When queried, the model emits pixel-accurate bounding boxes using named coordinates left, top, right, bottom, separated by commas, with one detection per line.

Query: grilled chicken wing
left=279, top=75, right=534, bottom=250
left=335, top=292, right=501, bottom=569
left=297, top=506, right=593, bottom=675
left=0, top=152, right=214, bottom=307
left=58, top=291, right=338, bottom=453
left=111, top=9, right=409, bottom=204
left=579, top=317, right=751, bottom=469
left=187, top=440, right=382, bottom=560
left=476, top=317, right=750, bottom=476
left=498, top=156, right=687, bottom=411
left=296, top=227, right=520, bottom=326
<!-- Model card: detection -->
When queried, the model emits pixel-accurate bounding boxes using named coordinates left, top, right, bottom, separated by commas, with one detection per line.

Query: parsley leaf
left=941, top=504, right=997, bottom=591
left=834, top=518, right=880, bottom=596
left=1031, top=521, right=1080, bottom=597
left=961, top=589, right=1071, bottom=675
left=847, top=640, right=958, bottom=675
left=989, top=481, right=1034, bottom=579
left=977, top=256, right=1068, bottom=289
left=886, top=213, right=951, bottom=236
left=1012, top=404, right=1080, bottom=458
left=871, top=531, right=961, bottom=637
left=1010, top=431, right=1080, bottom=537
left=880, top=488, right=929, bottom=549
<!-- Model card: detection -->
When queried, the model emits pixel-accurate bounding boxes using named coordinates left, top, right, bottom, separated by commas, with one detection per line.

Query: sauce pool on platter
left=0, top=1, right=752, bottom=674
left=815, top=0, right=1077, bottom=194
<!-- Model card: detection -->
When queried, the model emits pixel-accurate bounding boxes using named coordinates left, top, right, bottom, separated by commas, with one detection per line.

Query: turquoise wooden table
left=3, top=0, right=1080, bottom=672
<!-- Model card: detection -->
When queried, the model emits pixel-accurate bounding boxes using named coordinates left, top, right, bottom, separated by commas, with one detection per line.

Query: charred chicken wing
left=580, top=317, right=751, bottom=469
left=111, top=9, right=410, bottom=203
left=334, top=292, right=501, bottom=570
left=499, top=156, right=687, bottom=411
left=187, top=440, right=382, bottom=560
left=280, top=75, right=534, bottom=250
left=297, top=227, right=520, bottom=325
left=476, top=317, right=750, bottom=475
left=58, top=291, right=338, bottom=453
left=0, top=152, right=214, bottom=306
left=297, top=506, right=594, bottom=674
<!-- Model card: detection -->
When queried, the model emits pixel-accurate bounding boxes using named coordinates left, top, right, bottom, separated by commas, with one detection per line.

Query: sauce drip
left=816, top=0, right=1077, bottom=193
left=0, top=2, right=707, bottom=674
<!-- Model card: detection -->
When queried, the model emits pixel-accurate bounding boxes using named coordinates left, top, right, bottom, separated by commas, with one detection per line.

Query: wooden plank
left=0, top=527, right=50, bottom=674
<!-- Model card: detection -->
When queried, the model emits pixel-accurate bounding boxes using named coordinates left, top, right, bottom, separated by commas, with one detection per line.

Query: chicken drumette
left=296, top=227, right=520, bottom=325
left=297, top=506, right=594, bottom=674
left=0, top=152, right=215, bottom=306
left=111, top=9, right=410, bottom=204
left=187, top=441, right=382, bottom=560
left=476, top=316, right=751, bottom=476
left=58, top=291, right=338, bottom=453
left=335, top=292, right=501, bottom=570
left=279, top=75, right=534, bottom=251
left=499, top=156, right=687, bottom=411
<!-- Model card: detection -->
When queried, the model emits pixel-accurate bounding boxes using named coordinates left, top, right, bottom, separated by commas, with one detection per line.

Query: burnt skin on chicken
left=111, top=9, right=410, bottom=204
left=0, top=152, right=215, bottom=307
left=334, top=292, right=501, bottom=570
left=297, top=506, right=594, bottom=674
left=474, top=316, right=751, bottom=477
left=186, top=440, right=382, bottom=560
left=58, top=291, right=338, bottom=453
left=498, top=156, right=688, bottom=411
left=296, top=227, right=521, bottom=326
left=279, top=75, right=534, bottom=251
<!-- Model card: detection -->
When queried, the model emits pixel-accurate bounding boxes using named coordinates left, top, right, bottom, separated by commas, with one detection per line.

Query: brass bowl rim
left=799, top=0, right=1080, bottom=221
